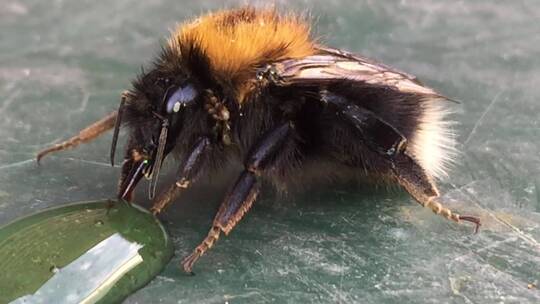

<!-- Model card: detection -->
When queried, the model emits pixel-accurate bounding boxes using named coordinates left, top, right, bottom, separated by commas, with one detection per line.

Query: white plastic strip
left=11, top=233, right=143, bottom=304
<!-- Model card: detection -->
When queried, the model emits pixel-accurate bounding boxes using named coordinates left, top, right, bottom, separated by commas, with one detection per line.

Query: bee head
left=113, top=65, right=203, bottom=201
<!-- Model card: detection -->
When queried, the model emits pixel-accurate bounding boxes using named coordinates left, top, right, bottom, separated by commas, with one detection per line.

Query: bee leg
left=150, top=137, right=211, bottom=215
left=182, top=171, right=259, bottom=273
left=182, top=122, right=292, bottom=273
left=322, top=91, right=480, bottom=232
left=36, top=111, right=117, bottom=163
left=321, top=90, right=408, bottom=157
left=392, top=152, right=481, bottom=233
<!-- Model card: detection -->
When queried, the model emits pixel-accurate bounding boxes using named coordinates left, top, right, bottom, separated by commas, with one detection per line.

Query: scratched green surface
left=1, top=0, right=539, bottom=303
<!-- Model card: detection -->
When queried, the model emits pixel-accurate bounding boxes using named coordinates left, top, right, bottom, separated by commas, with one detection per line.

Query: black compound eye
left=166, top=84, right=198, bottom=114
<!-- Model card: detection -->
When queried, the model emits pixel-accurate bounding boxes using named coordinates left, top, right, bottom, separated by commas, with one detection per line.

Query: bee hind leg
left=36, top=111, right=117, bottom=164
left=392, top=152, right=481, bottom=233
left=182, top=122, right=293, bottom=273
left=321, top=91, right=480, bottom=233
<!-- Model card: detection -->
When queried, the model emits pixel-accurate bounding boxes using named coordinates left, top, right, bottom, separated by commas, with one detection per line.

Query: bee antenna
left=148, top=119, right=169, bottom=199
left=110, top=92, right=128, bottom=166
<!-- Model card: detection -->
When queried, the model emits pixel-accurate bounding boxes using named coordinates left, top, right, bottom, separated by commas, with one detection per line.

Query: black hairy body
left=37, top=7, right=480, bottom=272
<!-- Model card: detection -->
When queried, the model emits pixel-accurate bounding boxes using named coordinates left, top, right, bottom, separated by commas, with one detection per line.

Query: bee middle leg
left=181, top=122, right=293, bottom=273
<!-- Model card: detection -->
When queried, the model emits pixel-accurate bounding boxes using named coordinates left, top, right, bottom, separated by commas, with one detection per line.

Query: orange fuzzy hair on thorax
left=168, top=7, right=316, bottom=102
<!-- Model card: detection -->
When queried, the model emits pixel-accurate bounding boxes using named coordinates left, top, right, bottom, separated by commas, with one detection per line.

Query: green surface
left=0, top=200, right=174, bottom=303
left=1, top=1, right=539, bottom=303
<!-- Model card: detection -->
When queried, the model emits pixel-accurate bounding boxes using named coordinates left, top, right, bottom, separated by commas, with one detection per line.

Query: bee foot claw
left=150, top=206, right=162, bottom=216
left=458, top=215, right=481, bottom=234
left=181, top=251, right=201, bottom=273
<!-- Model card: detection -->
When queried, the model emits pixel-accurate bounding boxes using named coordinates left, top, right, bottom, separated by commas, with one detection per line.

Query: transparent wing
left=269, top=46, right=445, bottom=99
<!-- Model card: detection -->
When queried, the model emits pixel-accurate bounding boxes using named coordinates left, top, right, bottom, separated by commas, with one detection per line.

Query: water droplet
left=50, top=265, right=60, bottom=273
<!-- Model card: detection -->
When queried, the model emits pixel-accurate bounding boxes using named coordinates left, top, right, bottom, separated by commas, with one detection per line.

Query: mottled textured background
left=1, top=0, right=539, bottom=303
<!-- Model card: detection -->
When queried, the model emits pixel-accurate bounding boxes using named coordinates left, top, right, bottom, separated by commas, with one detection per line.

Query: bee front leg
left=36, top=111, right=117, bottom=163
left=182, top=122, right=293, bottom=273
left=150, top=137, right=211, bottom=215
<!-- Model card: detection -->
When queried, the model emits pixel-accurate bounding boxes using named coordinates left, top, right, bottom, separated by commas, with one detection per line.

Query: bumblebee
left=37, top=7, right=480, bottom=272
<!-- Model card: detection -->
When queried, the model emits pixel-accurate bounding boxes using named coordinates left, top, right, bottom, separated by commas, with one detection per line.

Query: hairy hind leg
left=36, top=111, right=117, bottom=163
left=392, top=152, right=481, bottom=232
left=322, top=91, right=480, bottom=232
